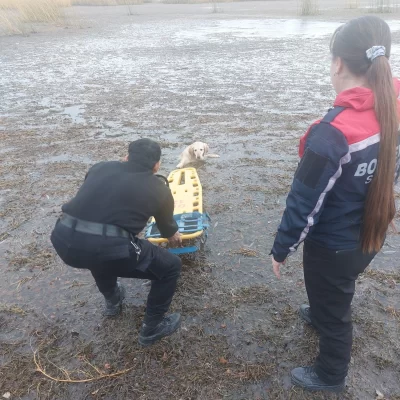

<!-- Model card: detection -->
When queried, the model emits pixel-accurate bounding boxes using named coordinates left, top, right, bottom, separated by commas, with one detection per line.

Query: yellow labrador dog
left=177, top=141, right=219, bottom=168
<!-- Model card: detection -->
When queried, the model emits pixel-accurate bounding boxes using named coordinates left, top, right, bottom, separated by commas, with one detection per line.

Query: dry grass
left=0, top=0, right=144, bottom=8
left=230, top=285, right=274, bottom=306
left=368, top=0, right=398, bottom=12
left=0, top=11, right=22, bottom=33
left=0, top=0, right=143, bottom=35
left=383, top=306, right=400, bottom=321
left=8, top=242, right=55, bottom=271
left=72, top=0, right=143, bottom=5
left=346, top=0, right=359, bottom=8
left=0, top=0, right=69, bottom=35
left=0, top=304, right=27, bottom=315
left=1, top=312, right=275, bottom=399
left=162, top=0, right=231, bottom=3
left=229, top=247, right=259, bottom=257
left=299, top=0, right=319, bottom=15
left=363, top=268, right=400, bottom=284
left=0, top=0, right=70, bottom=21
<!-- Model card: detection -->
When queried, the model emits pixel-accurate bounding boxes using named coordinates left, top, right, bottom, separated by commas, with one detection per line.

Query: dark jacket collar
left=125, top=160, right=153, bottom=173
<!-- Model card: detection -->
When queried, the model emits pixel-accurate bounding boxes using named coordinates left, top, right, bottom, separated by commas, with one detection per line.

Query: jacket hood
left=334, top=78, right=400, bottom=111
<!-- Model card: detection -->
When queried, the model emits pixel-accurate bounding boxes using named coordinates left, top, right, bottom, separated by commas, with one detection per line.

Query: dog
left=177, top=141, right=219, bottom=168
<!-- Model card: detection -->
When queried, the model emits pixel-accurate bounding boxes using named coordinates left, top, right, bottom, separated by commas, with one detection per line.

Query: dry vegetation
left=369, top=0, right=399, bottom=13
left=1, top=0, right=399, bottom=36
left=346, top=0, right=359, bottom=8
left=299, top=0, right=319, bottom=15
left=72, top=0, right=143, bottom=5
left=0, top=0, right=145, bottom=34
left=0, top=0, right=201, bottom=35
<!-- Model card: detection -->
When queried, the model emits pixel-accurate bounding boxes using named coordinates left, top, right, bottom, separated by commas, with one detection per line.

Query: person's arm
left=154, top=188, right=181, bottom=244
left=271, top=123, right=349, bottom=268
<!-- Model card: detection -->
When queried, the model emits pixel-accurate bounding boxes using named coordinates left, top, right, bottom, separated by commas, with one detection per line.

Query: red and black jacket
left=271, top=79, right=400, bottom=262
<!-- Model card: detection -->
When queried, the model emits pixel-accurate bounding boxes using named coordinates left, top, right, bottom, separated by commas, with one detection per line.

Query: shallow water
left=61, top=104, right=86, bottom=124
left=178, top=19, right=359, bottom=40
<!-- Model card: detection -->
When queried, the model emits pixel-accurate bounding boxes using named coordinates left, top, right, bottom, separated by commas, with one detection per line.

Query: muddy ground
left=1, top=2, right=400, bottom=399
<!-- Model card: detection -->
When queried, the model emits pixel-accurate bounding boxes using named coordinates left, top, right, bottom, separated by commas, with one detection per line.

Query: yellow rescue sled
left=145, top=168, right=210, bottom=254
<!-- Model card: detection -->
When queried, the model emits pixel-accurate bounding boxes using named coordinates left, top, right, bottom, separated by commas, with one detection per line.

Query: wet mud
left=1, top=3, right=400, bottom=399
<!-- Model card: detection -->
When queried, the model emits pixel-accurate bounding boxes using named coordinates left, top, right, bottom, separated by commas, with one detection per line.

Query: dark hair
left=128, top=138, right=161, bottom=169
left=331, top=16, right=399, bottom=253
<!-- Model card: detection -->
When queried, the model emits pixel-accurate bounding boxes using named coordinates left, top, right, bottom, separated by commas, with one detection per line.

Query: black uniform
left=62, top=161, right=178, bottom=238
left=51, top=159, right=182, bottom=323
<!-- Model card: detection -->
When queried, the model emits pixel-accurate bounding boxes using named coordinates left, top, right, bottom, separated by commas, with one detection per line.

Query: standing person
left=51, top=138, right=183, bottom=347
left=270, top=16, right=400, bottom=392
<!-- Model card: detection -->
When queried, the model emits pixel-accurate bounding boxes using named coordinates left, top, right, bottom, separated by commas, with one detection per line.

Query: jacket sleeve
left=271, top=123, right=349, bottom=262
left=154, top=187, right=179, bottom=238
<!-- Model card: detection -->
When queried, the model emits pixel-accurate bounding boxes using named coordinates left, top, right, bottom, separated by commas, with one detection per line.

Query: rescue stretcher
left=145, top=168, right=210, bottom=255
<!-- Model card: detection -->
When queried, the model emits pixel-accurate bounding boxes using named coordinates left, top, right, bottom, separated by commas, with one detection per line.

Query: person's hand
left=272, top=255, right=285, bottom=279
left=168, top=231, right=182, bottom=248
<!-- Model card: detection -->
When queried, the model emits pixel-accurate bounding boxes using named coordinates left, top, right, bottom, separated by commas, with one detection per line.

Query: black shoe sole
left=291, top=375, right=345, bottom=393
left=138, top=321, right=181, bottom=347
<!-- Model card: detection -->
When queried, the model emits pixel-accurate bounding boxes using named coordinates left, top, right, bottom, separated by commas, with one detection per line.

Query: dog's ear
left=204, top=143, right=209, bottom=155
left=189, top=144, right=195, bottom=156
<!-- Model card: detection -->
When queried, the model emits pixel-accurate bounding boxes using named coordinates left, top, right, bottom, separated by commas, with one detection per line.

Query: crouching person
left=51, top=138, right=182, bottom=346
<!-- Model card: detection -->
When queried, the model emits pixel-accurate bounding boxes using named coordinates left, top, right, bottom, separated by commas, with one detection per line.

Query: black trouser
left=303, top=240, right=376, bottom=384
left=51, top=221, right=181, bottom=324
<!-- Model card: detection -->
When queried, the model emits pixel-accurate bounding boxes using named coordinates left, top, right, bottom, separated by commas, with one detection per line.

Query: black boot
left=291, top=366, right=345, bottom=393
left=138, top=313, right=181, bottom=347
left=103, top=283, right=126, bottom=317
left=299, top=304, right=312, bottom=324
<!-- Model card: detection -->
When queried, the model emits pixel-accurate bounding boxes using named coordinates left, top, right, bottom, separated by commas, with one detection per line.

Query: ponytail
left=362, top=57, right=398, bottom=253
left=330, top=16, right=399, bottom=253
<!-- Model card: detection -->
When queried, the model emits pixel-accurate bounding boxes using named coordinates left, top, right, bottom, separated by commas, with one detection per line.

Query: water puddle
left=175, top=19, right=400, bottom=42
left=60, top=104, right=86, bottom=124
left=0, top=146, right=16, bottom=155
left=36, top=154, right=93, bottom=165
left=86, top=119, right=137, bottom=138
left=36, top=100, right=87, bottom=124
left=39, top=97, right=53, bottom=108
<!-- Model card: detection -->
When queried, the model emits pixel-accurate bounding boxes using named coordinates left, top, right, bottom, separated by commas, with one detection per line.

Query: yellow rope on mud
left=33, top=351, right=133, bottom=383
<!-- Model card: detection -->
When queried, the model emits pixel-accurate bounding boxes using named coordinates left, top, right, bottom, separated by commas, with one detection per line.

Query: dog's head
left=189, top=142, right=209, bottom=160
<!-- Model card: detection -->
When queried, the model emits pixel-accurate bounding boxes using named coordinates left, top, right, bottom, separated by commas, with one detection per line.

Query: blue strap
left=169, top=246, right=198, bottom=254
left=321, top=106, right=346, bottom=124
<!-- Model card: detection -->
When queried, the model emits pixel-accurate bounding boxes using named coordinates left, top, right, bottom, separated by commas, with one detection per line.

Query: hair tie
left=366, top=46, right=386, bottom=62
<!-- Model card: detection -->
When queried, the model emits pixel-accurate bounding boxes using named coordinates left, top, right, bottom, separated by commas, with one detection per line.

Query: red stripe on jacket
left=299, top=78, right=400, bottom=157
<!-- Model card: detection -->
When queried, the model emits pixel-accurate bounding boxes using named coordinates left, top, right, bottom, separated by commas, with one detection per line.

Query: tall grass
left=72, top=0, right=143, bottom=5
left=0, top=0, right=71, bottom=23
left=0, top=0, right=145, bottom=34
left=0, top=0, right=143, bottom=15
left=368, top=0, right=398, bottom=12
left=162, top=0, right=231, bottom=3
left=346, top=0, right=359, bottom=8
left=299, top=0, right=319, bottom=15
left=21, top=0, right=70, bottom=22
left=0, top=12, right=22, bottom=33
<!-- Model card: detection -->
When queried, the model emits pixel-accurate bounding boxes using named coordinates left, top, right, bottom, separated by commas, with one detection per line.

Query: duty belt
left=60, top=213, right=130, bottom=239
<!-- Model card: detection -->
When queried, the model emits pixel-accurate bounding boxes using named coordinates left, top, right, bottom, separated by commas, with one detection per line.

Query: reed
left=299, top=0, right=319, bottom=16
